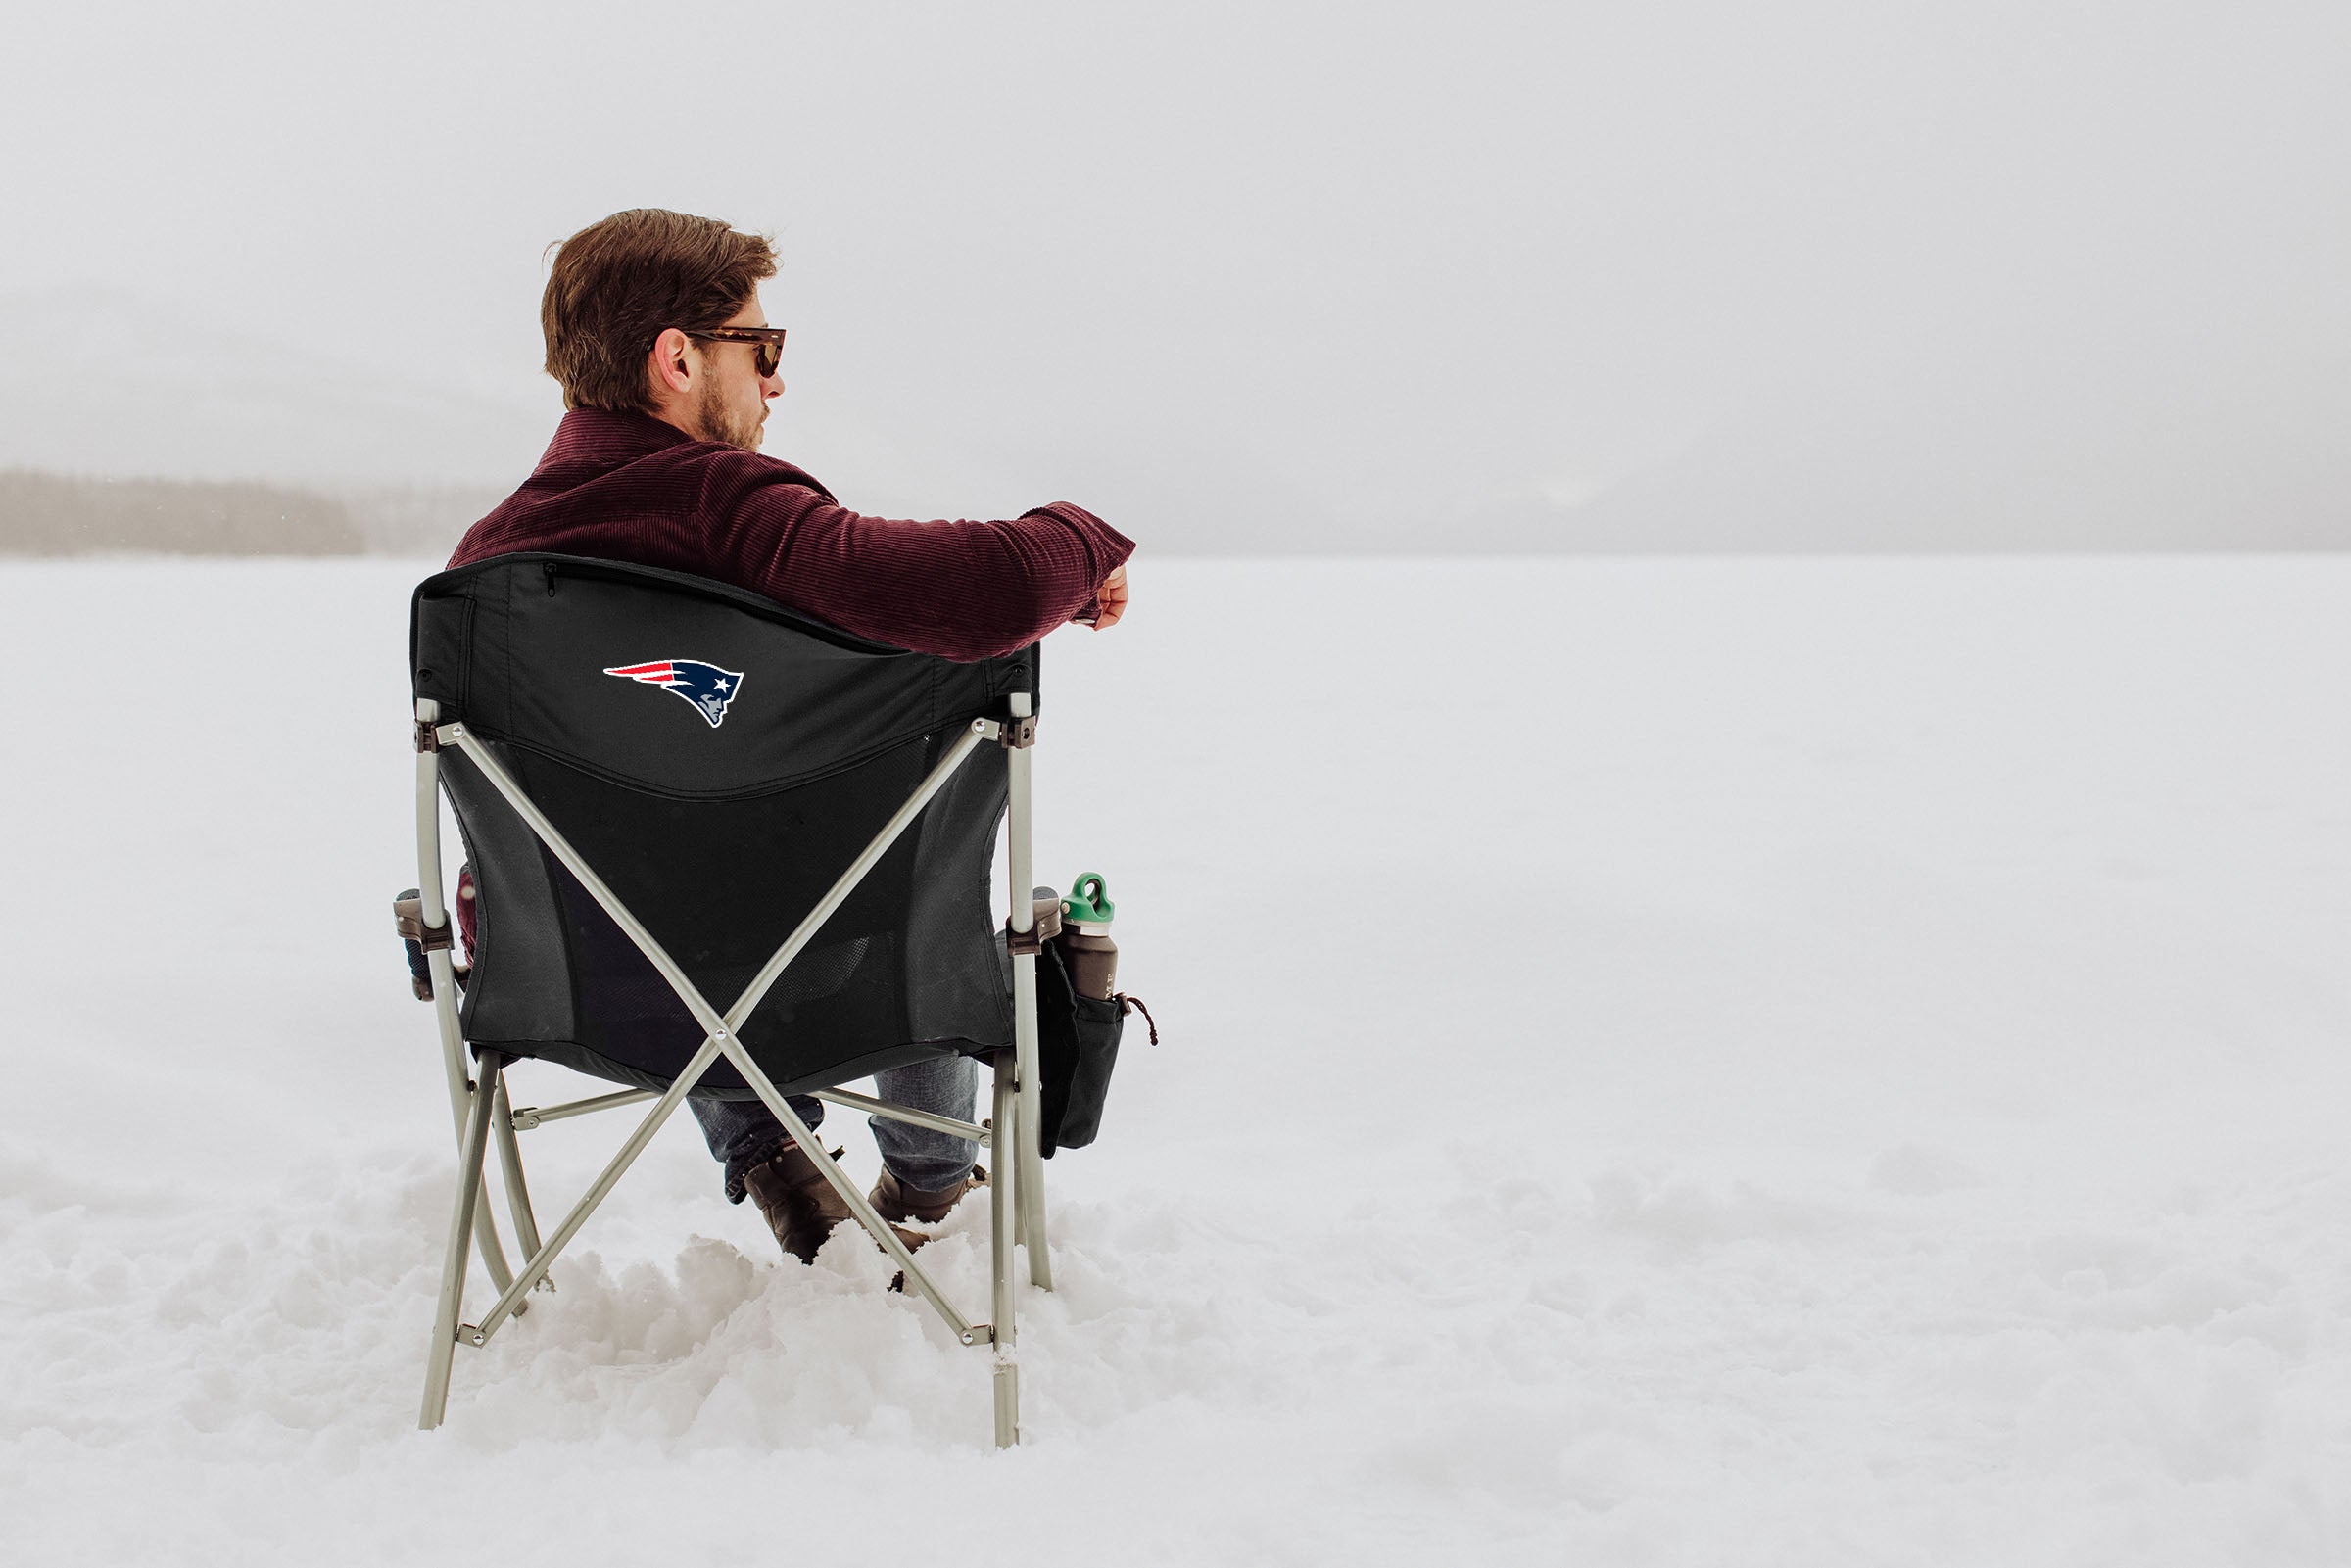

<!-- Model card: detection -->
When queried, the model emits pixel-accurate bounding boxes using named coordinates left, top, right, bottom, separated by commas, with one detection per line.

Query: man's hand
left=1085, top=564, right=1129, bottom=631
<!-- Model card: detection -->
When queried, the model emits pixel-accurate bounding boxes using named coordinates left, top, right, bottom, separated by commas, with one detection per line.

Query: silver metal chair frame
left=409, top=692, right=1052, bottom=1448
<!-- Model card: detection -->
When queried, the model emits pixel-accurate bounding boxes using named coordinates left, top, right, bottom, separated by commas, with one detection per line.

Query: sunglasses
left=683, top=325, right=787, bottom=377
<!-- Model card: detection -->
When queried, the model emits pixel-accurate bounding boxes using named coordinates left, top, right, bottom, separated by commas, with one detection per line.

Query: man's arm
left=707, top=468, right=1134, bottom=661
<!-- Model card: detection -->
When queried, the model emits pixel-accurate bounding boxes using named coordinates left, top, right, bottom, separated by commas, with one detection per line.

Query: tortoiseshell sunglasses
left=682, top=325, right=787, bottom=377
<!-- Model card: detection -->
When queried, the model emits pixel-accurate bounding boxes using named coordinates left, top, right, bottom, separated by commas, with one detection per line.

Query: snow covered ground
left=3, top=556, right=2347, bottom=1565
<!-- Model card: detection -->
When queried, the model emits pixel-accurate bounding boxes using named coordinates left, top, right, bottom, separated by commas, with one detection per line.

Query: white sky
left=2, top=1, right=2345, bottom=549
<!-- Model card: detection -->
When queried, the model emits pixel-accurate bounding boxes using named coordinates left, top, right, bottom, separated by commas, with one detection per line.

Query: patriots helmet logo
left=602, top=659, right=746, bottom=728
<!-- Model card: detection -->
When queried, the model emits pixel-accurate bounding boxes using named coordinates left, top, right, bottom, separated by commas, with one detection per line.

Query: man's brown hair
left=541, top=209, right=777, bottom=414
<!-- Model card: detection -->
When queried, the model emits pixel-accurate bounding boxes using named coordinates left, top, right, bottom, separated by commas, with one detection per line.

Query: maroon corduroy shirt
left=449, top=408, right=1133, bottom=662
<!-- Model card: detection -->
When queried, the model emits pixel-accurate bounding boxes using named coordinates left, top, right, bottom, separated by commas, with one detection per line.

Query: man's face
left=688, top=292, right=783, bottom=452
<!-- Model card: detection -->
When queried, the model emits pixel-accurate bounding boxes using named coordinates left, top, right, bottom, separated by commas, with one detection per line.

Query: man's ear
left=647, top=327, right=696, bottom=397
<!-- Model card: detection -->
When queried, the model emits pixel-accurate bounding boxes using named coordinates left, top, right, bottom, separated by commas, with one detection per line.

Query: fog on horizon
left=2, top=1, right=2345, bottom=553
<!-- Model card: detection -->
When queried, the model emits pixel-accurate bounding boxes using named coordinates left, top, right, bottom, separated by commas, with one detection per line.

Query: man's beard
left=693, top=380, right=763, bottom=451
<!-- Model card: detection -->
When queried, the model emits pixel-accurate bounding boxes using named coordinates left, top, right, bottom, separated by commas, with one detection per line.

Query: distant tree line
left=0, top=468, right=368, bottom=555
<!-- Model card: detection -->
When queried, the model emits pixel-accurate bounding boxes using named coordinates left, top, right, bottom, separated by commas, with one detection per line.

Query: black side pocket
left=1034, top=943, right=1125, bottom=1157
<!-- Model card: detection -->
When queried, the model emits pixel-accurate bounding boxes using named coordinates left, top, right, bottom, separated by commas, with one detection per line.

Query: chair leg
left=468, top=1181, right=521, bottom=1305
left=428, top=963, right=518, bottom=1303
left=421, top=1051, right=501, bottom=1430
left=427, top=1012, right=528, bottom=1311
left=1016, top=1107, right=1051, bottom=1287
left=1001, top=689, right=1052, bottom=1290
left=488, top=1070, right=547, bottom=1272
left=990, top=1047, right=1020, bottom=1448
left=1010, top=973, right=1053, bottom=1289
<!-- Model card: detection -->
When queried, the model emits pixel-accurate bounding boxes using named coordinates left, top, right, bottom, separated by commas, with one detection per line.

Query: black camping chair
left=404, top=553, right=1058, bottom=1447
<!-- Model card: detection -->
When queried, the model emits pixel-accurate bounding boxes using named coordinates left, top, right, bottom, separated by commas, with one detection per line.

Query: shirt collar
left=534, top=406, right=698, bottom=473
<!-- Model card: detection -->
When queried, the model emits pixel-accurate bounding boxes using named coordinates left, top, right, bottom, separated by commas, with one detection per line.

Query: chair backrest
left=410, top=553, right=1035, bottom=1097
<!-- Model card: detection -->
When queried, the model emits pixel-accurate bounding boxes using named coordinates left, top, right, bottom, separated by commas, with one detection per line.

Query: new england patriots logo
left=601, top=659, right=746, bottom=729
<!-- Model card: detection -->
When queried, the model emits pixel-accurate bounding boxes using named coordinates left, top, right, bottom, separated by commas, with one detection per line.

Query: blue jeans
left=691, top=1053, right=980, bottom=1203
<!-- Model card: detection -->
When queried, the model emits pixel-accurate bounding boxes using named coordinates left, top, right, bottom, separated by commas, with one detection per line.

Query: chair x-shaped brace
left=411, top=697, right=1052, bottom=1447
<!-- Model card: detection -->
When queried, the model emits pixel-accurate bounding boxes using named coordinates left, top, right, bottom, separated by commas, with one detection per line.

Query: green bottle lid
left=1061, top=872, right=1114, bottom=926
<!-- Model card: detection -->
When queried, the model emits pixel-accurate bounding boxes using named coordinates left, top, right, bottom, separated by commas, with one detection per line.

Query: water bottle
left=1056, top=872, right=1119, bottom=1000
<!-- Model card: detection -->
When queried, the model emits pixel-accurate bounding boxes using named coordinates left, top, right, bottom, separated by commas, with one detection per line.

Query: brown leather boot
left=870, top=1164, right=987, bottom=1224
left=744, top=1143, right=854, bottom=1263
left=744, top=1143, right=929, bottom=1263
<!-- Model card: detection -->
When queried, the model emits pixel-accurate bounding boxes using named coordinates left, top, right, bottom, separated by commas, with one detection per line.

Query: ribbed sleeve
left=449, top=409, right=1133, bottom=662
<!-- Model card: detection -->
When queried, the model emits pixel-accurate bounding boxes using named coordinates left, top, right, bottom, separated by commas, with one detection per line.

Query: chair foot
left=992, top=1358, right=1020, bottom=1448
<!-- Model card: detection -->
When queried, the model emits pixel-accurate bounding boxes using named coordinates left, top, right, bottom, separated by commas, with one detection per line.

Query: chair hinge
left=995, top=714, right=1037, bottom=749
left=963, top=1324, right=996, bottom=1346
left=394, top=895, right=456, bottom=953
left=414, top=718, right=441, bottom=752
left=1005, top=893, right=1063, bottom=956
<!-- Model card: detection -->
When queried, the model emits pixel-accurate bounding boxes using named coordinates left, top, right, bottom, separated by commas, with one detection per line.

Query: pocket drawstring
left=1115, top=993, right=1158, bottom=1046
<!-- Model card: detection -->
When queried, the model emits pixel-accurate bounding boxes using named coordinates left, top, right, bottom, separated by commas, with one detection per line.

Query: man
left=449, top=208, right=1132, bottom=1264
